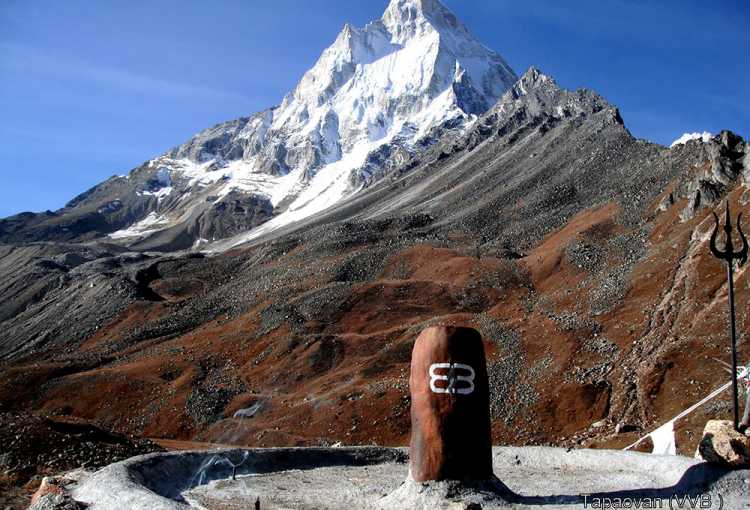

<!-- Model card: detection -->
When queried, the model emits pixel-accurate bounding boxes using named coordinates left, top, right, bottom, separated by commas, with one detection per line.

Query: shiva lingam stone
left=409, top=325, right=493, bottom=482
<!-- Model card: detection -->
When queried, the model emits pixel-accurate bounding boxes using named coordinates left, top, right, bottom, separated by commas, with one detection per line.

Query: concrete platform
left=69, top=447, right=750, bottom=509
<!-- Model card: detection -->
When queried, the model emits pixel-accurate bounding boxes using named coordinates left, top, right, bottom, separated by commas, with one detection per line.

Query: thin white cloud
left=0, top=42, right=251, bottom=103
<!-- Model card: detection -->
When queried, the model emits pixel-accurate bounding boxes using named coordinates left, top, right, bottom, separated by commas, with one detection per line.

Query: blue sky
left=1, top=0, right=748, bottom=217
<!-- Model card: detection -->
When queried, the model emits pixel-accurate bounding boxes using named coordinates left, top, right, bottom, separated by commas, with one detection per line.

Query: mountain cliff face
left=0, top=0, right=516, bottom=251
left=1, top=0, right=750, bottom=487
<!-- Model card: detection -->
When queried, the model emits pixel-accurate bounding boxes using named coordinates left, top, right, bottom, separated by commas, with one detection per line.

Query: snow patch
left=229, top=139, right=389, bottom=247
left=192, top=238, right=210, bottom=249
left=670, top=132, right=712, bottom=148
left=139, top=187, right=173, bottom=199
left=109, top=212, right=169, bottom=240
left=155, top=167, right=172, bottom=186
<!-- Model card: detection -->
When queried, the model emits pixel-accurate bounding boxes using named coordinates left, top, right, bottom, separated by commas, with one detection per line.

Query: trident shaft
left=709, top=201, right=749, bottom=431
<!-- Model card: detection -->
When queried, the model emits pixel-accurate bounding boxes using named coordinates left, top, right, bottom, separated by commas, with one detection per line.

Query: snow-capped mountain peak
left=274, top=0, right=515, bottom=146
left=51, top=0, right=519, bottom=250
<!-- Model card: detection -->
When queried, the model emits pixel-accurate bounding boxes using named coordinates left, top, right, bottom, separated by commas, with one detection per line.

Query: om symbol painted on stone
left=429, top=363, right=476, bottom=395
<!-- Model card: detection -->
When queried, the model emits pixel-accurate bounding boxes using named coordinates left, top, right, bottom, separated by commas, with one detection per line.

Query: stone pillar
left=409, top=326, right=493, bottom=482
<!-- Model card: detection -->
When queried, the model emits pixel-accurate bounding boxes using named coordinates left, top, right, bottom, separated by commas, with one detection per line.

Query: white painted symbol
left=429, top=363, right=475, bottom=395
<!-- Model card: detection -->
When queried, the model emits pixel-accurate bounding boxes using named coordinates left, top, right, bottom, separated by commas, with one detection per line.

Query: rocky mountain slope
left=2, top=62, right=748, bottom=450
left=1, top=0, right=749, bottom=503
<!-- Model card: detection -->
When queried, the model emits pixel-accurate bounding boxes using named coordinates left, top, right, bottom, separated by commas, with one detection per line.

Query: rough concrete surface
left=68, top=447, right=749, bottom=509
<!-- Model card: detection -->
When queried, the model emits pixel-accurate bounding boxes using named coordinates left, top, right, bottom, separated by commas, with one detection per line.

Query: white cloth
left=624, top=368, right=749, bottom=453
left=649, top=421, right=676, bottom=456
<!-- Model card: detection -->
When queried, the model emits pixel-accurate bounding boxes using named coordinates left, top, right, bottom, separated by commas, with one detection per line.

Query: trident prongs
left=710, top=201, right=749, bottom=266
left=709, top=200, right=749, bottom=431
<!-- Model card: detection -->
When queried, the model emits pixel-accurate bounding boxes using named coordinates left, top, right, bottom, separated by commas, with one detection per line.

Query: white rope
left=623, top=367, right=748, bottom=452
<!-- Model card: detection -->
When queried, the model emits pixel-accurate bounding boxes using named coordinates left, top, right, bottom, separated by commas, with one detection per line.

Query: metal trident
left=709, top=201, right=749, bottom=431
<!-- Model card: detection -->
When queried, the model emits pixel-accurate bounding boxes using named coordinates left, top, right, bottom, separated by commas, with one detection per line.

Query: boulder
left=28, top=472, right=91, bottom=510
left=29, top=477, right=85, bottom=510
left=696, top=419, right=750, bottom=467
left=30, top=477, right=65, bottom=505
left=28, top=493, right=83, bottom=510
left=409, top=326, right=493, bottom=482
left=615, top=422, right=638, bottom=434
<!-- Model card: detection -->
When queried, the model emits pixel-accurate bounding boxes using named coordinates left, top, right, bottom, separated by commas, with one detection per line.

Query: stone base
left=696, top=420, right=750, bottom=467
left=63, top=446, right=750, bottom=509
left=377, top=477, right=514, bottom=510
